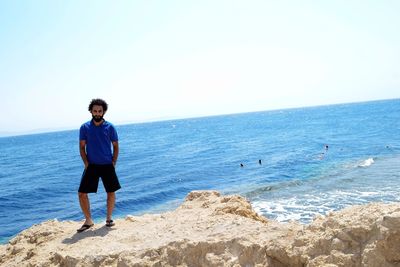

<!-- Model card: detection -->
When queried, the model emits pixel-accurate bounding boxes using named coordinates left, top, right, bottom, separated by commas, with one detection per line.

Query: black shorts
left=78, top=164, right=121, bottom=193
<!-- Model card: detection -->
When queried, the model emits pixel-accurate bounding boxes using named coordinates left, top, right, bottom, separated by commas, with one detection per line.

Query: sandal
left=106, top=220, right=115, bottom=227
left=77, top=223, right=94, bottom=233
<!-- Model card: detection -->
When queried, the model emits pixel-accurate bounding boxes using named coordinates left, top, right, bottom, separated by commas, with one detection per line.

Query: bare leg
left=106, top=192, right=116, bottom=221
left=78, top=192, right=94, bottom=225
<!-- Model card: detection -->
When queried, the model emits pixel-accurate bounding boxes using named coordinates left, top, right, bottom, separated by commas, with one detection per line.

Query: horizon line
left=1, top=97, right=398, bottom=138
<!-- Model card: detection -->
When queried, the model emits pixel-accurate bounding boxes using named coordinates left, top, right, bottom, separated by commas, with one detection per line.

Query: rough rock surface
left=1, top=190, right=400, bottom=266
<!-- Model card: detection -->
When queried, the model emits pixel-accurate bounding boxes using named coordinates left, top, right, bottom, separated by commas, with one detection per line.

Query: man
left=77, top=98, right=121, bottom=232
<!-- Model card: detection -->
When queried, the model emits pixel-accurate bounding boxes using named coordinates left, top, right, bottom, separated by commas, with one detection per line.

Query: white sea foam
left=358, top=157, right=374, bottom=167
left=253, top=198, right=329, bottom=223
left=251, top=186, right=398, bottom=224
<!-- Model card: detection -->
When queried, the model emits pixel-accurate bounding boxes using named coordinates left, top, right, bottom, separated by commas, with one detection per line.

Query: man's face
left=91, top=105, right=104, bottom=122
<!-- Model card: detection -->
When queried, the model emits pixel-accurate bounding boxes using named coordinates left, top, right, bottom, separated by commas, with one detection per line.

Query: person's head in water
left=88, top=98, right=108, bottom=123
left=240, top=163, right=244, bottom=167
left=258, top=159, right=262, bottom=165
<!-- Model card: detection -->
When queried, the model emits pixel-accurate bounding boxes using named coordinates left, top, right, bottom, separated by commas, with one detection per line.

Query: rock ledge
left=1, top=190, right=400, bottom=267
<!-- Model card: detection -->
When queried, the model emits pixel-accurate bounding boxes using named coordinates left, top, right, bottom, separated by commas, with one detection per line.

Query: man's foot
left=77, top=223, right=94, bottom=233
left=106, top=220, right=115, bottom=227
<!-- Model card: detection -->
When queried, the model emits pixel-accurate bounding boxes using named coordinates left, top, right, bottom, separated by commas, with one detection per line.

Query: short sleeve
left=79, top=125, right=87, bottom=141
left=110, top=125, right=118, bottom=142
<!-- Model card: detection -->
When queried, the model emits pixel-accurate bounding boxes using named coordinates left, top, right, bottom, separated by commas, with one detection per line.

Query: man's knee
left=78, top=192, right=87, bottom=199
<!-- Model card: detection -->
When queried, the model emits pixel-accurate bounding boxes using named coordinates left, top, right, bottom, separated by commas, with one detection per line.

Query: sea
left=0, top=99, right=399, bottom=244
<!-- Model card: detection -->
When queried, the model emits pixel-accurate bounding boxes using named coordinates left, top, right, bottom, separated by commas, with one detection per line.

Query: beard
left=92, top=115, right=104, bottom=122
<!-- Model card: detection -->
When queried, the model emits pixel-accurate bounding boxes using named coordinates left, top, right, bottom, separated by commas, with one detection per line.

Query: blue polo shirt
left=79, top=120, right=118, bottom=164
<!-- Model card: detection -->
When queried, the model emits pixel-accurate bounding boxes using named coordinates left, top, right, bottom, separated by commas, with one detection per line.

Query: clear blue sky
left=1, top=1, right=399, bottom=135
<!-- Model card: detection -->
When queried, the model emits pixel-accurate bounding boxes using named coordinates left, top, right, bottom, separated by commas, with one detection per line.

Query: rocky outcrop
left=1, top=190, right=400, bottom=266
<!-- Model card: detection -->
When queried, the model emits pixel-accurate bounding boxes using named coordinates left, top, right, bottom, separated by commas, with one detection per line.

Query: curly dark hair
left=88, top=98, right=108, bottom=112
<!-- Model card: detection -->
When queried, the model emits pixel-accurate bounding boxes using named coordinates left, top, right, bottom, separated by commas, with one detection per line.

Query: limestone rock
left=1, top=191, right=399, bottom=267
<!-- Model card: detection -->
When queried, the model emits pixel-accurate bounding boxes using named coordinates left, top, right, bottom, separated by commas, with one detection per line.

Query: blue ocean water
left=0, top=99, right=399, bottom=244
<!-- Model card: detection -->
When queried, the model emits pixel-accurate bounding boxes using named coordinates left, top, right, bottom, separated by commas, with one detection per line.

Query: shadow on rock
left=62, top=225, right=115, bottom=244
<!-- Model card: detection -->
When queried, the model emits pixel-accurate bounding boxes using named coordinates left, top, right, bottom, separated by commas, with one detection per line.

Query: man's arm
left=112, top=141, right=119, bottom=166
left=79, top=140, right=89, bottom=169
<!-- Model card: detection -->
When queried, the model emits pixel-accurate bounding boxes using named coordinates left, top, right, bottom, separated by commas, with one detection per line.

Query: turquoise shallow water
left=0, top=98, right=399, bottom=243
